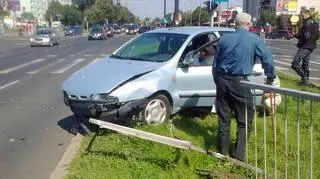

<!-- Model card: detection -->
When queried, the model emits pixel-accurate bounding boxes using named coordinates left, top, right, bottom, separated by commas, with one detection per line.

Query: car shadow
left=57, top=115, right=89, bottom=135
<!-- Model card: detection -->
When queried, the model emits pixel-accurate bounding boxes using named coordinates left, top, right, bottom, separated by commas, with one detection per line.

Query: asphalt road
left=0, top=32, right=319, bottom=179
left=266, top=38, right=320, bottom=83
left=0, top=34, right=133, bottom=179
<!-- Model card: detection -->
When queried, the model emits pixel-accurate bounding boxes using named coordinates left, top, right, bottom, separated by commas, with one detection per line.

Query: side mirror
left=182, top=51, right=195, bottom=67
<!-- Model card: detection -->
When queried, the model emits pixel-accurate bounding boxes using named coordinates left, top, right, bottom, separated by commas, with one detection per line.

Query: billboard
left=276, top=0, right=298, bottom=12
left=7, top=0, right=20, bottom=11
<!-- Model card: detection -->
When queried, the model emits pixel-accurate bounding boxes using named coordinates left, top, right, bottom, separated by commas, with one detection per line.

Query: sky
left=117, top=0, right=243, bottom=19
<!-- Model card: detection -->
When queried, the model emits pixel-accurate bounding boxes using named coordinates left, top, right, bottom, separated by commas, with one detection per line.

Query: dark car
left=138, top=26, right=151, bottom=34
left=126, top=25, right=139, bottom=35
left=65, top=26, right=82, bottom=36
left=266, top=30, right=294, bottom=40
left=88, top=27, right=107, bottom=40
left=113, top=26, right=122, bottom=34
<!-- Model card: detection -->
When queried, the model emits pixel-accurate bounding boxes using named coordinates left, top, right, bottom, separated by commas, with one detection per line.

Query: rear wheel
left=142, top=94, right=171, bottom=125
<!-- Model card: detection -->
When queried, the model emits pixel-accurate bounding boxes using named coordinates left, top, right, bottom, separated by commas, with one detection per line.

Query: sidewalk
left=0, top=32, right=31, bottom=40
left=0, top=31, right=66, bottom=40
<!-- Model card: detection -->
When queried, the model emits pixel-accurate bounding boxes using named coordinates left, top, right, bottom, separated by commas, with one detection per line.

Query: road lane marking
left=0, top=58, right=46, bottom=74
left=310, top=77, right=320, bottom=81
left=26, top=58, right=66, bottom=74
left=83, top=54, right=93, bottom=57
left=276, top=66, right=290, bottom=71
left=100, top=54, right=108, bottom=57
left=274, top=60, right=319, bottom=71
left=90, top=58, right=101, bottom=64
left=51, top=58, right=85, bottom=74
left=0, top=80, right=19, bottom=90
left=48, top=55, right=57, bottom=58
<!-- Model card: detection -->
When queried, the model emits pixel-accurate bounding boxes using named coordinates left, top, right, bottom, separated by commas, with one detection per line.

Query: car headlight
left=90, top=94, right=119, bottom=104
left=134, top=29, right=138, bottom=32
left=30, top=38, right=34, bottom=41
left=63, top=91, right=70, bottom=106
left=126, top=29, right=129, bottom=32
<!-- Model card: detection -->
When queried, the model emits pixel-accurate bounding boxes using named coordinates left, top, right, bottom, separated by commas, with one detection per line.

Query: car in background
left=30, top=28, right=60, bottom=47
left=138, top=26, right=151, bottom=34
left=88, top=27, right=107, bottom=40
left=104, top=26, right=114, bottom=37
left=266, top=30, right=294, bottom=40
left=126, top=25, right=139, bottom=35
left=62, top=27, right=268, bottom=125
left=113, top=25, right=122, bottom=34
left=65, top=26, right=82, bottom=36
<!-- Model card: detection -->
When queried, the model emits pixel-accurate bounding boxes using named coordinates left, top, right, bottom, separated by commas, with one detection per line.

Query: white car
left=62, top=27, right=266, bottom=125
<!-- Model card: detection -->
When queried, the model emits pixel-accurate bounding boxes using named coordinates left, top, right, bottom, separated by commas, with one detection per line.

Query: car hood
left=62, top=57, right=163, bottom=96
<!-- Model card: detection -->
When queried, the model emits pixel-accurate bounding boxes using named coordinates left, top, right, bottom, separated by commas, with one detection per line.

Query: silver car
left=62, top=27, right=266, bottom=124
left=30, top=28, right=60, bottom=47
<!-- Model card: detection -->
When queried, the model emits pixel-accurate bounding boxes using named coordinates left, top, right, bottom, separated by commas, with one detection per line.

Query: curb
left=50, top=133, right=84, bottom=179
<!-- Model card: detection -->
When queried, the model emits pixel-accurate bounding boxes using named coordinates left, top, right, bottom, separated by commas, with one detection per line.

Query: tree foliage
left=312, top=11, right=320, bottom=21
left=21, top=12, right=34, bottom=20
left=84, top=0, right=137, bottom=24
left=45, top=1, right=83, bottom=25
left=260, top=10, right=277, bottom=26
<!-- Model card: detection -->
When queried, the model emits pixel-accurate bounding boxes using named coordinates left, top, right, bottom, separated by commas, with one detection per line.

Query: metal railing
left=239, top=81, right=320, bottom=179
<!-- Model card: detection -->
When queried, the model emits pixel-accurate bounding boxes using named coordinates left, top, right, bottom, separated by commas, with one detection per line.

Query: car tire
left=49, top=41, right=53, bottom=47
left=142, top=94, right=172, bottom=125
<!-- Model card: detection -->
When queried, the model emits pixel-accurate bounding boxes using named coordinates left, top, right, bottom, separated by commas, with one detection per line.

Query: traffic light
left=203, top=0, right=218, bottom=12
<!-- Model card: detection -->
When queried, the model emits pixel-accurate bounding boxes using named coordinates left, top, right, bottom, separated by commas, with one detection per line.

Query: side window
left=181, top=33, right=216, bottom=67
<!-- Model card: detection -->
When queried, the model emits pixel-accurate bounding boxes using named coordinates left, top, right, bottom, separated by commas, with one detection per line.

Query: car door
left=174, top=32, right=217, bottom=107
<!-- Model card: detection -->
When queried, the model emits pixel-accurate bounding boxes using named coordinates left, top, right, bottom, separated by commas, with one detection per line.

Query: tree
left=312, top=11, right=320, bottom=21
left=192, top=7, right=210, bottom=25
left=84, top=0, right=137, bottom=24
left=61, top=5, right=83, bottom=25
left=45, top=1, right=63, bottom=23
left=21, top=12, right=34, bottom=20
left=260, top=10, right=277, bottom=26
left=0, top=10, right=10, bottom=17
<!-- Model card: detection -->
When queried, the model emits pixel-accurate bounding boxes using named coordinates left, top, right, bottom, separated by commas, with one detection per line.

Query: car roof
left=146, top=26, right=235, bottom=36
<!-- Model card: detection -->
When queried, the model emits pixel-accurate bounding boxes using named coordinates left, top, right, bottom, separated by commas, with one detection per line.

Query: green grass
left=65, top=72, right=320, bottom=179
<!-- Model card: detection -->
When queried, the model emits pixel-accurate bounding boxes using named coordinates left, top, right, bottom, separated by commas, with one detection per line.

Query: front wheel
left=142, top=94, right=171, bottom=125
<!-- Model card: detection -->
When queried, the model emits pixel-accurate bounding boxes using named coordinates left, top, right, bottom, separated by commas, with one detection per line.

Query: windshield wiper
left=110, top=54, right=126, bottom=59
left=127, top=57, right=149, bottom=61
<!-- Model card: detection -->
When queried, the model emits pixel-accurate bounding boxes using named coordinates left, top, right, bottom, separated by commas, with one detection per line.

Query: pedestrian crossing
left=0, top=52, right=318, bottom=81
left=272, top=53, right=320, bottom=81
left=0, top=53, right=109, bottom=75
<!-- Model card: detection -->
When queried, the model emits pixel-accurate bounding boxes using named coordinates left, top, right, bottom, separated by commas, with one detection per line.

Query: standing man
left=213, top=12, right=276, bottom=161
left=291, top=9, right=319, bottom=85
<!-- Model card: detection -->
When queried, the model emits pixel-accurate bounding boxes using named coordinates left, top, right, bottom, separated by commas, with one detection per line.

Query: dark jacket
left=295, top=17, right=320, bottom=49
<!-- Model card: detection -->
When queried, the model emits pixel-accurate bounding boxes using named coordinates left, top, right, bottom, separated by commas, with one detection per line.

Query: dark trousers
left=214, top=73, right=254, bottom=161
left=291, top=48, right=313, bottom=80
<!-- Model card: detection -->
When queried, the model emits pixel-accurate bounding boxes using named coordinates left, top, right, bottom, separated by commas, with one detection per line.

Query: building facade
left=20, top=0, right=72, bottom=25
left=244, top=0, right=320, bottom=18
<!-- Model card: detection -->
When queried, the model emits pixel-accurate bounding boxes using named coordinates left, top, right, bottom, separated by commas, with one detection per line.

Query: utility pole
left=164, top=0, right=166, bottom=18
left=174, top=0, right=179, bottom=26
left=198, top=0, right=202, bottom=26
left=218, top=1, right=221, bottom=27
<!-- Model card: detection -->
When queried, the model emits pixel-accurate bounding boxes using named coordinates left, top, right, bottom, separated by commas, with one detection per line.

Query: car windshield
left=36, top=30, right=51, bottom=35
left=111, top=33, right=188, bottom=62
left=91, top=28, right=102, bottom=33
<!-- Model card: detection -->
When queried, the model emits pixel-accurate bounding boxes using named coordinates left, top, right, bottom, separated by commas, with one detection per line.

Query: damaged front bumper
left=64, top=93, right=147, bottom=122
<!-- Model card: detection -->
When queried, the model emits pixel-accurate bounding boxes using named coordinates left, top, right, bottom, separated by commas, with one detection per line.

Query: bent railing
left=240, top=81, right=320, bottom=179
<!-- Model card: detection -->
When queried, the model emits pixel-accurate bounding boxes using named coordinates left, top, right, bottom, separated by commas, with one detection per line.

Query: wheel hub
left=144, top=99, right=167, bottom=124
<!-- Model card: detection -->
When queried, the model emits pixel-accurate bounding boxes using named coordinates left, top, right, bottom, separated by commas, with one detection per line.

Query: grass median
left=65, top=72, right=320, bottom=179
